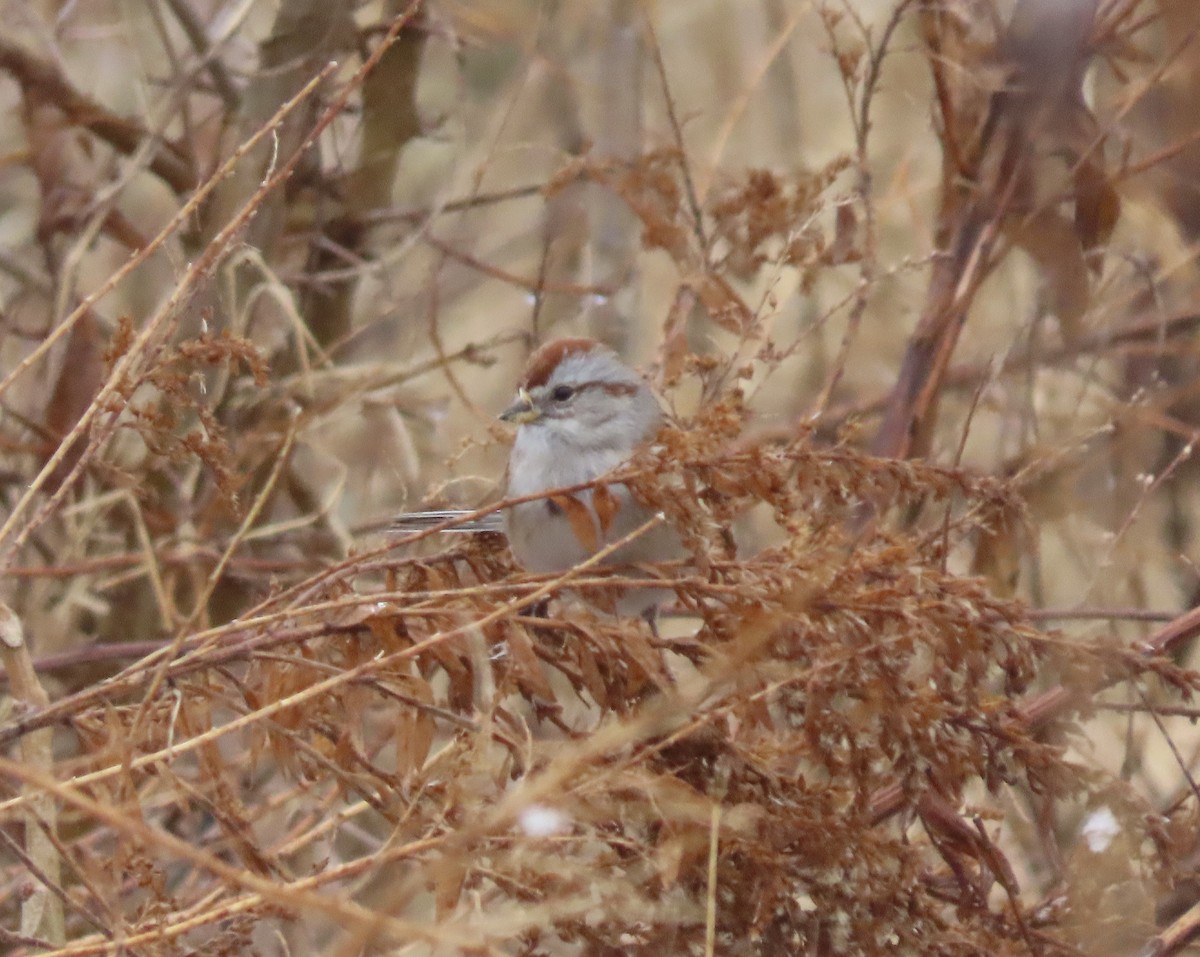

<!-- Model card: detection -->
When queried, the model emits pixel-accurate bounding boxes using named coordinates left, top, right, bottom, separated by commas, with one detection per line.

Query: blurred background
left=4, top=0, right=1200, bottom=953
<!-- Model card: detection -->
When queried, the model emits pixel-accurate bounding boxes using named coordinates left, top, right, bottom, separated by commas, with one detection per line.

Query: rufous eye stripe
left=591, top=381, right=639, bottom=397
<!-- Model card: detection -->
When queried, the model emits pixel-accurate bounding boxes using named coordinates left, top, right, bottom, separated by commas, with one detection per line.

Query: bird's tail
left=390, top=509, right=506, bottom=535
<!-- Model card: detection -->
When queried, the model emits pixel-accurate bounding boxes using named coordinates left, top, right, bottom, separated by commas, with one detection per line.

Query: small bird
left=394, top=338, right=679, bottom=615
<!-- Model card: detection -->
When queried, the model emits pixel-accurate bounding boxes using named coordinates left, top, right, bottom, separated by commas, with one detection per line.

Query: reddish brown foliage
left=3, top=2, right=1200, bottom=956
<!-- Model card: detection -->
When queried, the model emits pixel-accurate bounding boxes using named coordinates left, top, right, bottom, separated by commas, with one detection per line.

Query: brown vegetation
left=3, top=1, right=1200, bottom=954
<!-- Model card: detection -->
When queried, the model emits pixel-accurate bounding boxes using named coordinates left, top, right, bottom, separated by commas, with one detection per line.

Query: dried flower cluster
left=3, top=2, right=1200, bottom=956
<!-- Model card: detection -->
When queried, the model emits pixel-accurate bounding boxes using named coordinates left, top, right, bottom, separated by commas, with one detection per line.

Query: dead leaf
left=657, top=285, right=697, bottom=385
left=593, top=484, right=619, bottom=537
left=1073, top=156, right=1120, bottom=261
left=432, top=854, right=466, bottom=917
left=1009, top=210, right=1090, bottom=342
left=824, top=203, right=860, bottom=265
left=618, top=623, right=675, bottom=695
left=43, top=308, right=105, bottom=490
left=970, top=511, right=1022, bottom=598
left=503, top=621, right=555, bottom=701
left=392, top=673, right=436, bottom=777
left=693, top=273, right=754, bottom=334
left=551, top=493, right=598, bottom=553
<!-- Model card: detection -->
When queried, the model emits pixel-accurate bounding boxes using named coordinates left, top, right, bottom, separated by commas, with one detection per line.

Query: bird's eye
left=551, top=385, right=574, bottom=402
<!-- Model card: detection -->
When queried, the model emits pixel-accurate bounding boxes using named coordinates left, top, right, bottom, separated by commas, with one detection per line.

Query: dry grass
left=3, top=0, right=1200, bottom=954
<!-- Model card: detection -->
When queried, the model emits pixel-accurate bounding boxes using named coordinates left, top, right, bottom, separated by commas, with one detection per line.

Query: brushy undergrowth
left=3, top=2, right=1200, bottom=955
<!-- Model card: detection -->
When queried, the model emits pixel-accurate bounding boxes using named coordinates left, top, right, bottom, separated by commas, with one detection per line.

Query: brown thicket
left=3, top=2, right=1200, bottom=955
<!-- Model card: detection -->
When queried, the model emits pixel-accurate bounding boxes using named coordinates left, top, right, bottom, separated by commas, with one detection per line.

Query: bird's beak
left=499, top=387, right=540, bottom=424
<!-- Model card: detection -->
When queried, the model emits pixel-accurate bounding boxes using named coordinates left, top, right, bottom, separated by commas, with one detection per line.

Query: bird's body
left=502, top=339, right=670, bottom=578
left=396, top=337, right=679, bottom=615
left=503, top=420, right=636, bottom=572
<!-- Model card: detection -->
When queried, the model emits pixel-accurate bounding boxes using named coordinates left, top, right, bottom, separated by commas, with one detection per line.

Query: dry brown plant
left=3, top=1, right=1200, bottom=955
